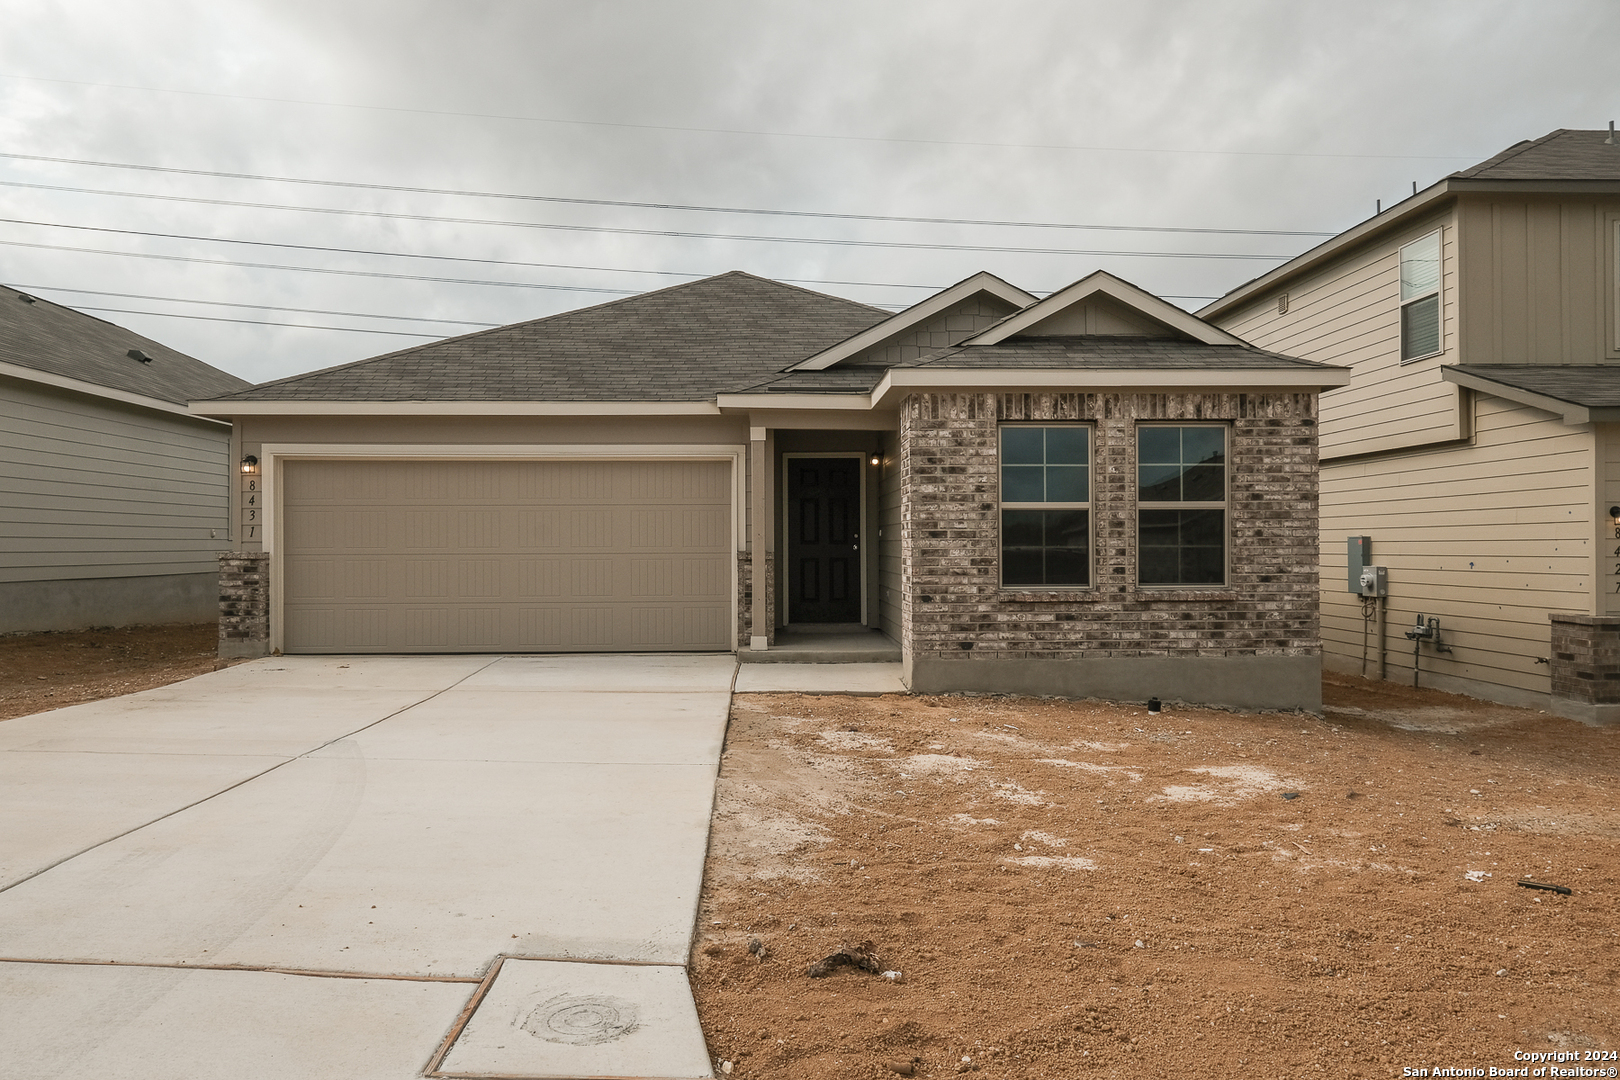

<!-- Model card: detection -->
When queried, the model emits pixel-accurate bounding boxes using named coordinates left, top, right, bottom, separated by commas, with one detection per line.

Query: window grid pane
left=999, top=426, right=1091, bottom=588
left=1137, top=425, right=1226, bottom=587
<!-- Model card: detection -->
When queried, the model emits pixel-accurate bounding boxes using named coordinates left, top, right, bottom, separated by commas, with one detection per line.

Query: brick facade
left=217, top=551, right=270, bottom=658
left=899, top=391, right=1320, bottom=698
left=1549, top=613, right=1620, bottom=725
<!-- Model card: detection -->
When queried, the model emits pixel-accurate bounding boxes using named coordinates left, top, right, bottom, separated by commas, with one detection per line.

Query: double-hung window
left=1399, top=230, right=1442, bottom=362
left=1000, top=425, right=1090, bottom=587
left=1137, top=425, right=1226, bottom=587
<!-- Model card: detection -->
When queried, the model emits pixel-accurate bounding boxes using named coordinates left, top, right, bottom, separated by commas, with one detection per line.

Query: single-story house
left=1, top=286, right=251, bottom=632
left=193, top=270, right=1349, bottom=711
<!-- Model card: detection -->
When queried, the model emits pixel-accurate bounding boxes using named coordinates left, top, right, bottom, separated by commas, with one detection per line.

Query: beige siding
left=1458, top=197, right=1620, bottom=364
left=0, top=376, right=231, bottom=583
left=1320, top=397, right=1593, bottom=702
left=1220, top=208, right=1462, bottom=459
left=1603, top=423, right=1620, bottom=617
left=878, top=428, right=902, bottom=637
left=861, top=297, right=1016, bottom=366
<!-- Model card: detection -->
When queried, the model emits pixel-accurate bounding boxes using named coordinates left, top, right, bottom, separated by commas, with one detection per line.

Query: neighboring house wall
left=0, top=375, right=231, bottom=631
left=1602, top=423, right=1620, bottom=618
left=1220, top=206, right=1464, bottom=459
left=1320, top=396, right=1594, bottom=705
left=899, top=390, right=1321, bottom=710
left=1456, top=197, right=1620, bottom=365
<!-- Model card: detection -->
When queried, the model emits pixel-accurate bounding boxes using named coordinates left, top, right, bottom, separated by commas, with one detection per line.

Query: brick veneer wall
left=218, top=551, right=270, bottom=658
left=900, top=391, right=1320, bottom=666
left=1549, top=613, right=1620, bottom=720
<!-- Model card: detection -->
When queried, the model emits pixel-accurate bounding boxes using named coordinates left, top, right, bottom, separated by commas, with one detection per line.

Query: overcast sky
left=0, top=0, right=1614, bottom=385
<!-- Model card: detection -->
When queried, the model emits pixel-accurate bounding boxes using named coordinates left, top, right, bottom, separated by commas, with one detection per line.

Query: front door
left=787, top=457, right=862, bottom=623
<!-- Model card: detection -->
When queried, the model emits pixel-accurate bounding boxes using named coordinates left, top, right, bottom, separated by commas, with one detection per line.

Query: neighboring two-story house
left=1200, top=128, right=1620, bottom=723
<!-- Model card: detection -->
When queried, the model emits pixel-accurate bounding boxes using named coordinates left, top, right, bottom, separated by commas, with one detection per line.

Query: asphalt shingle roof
left=214, top=272, right=887, bottom=403
left=1451, top=129, right=1620, bottom=181
left=1447, top=365, right=1620, bottom=409
left=898, top=336, right=1340, bottom=371
left=0, top=286, right=251, bottom=403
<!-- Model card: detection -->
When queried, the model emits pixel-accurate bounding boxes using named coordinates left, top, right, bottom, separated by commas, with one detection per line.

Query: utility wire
left=0, top=74, right=1484, bottom=162
left=0, top=216, right=1222, bottom=299
left=0, top=151, right=1339, bottom=237
left=0, top=180, right=1299, bottom=260
left=70, top=305, right=443, bottom=337
left=9, top=283, right=499, bottom=327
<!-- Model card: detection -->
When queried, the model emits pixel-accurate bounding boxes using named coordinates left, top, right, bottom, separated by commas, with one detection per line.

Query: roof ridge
left=1451, top=128, right=1569, bottom=178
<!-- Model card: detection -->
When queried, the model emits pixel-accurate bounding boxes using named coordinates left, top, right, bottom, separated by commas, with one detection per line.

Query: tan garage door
left=280, top=459, right=733, bottom=653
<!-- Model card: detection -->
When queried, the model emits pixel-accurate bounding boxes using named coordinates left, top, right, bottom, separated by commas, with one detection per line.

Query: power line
left=70, top=305, right=443, bottom=337
left=0, top=74, right=1484, bottom=162
left=9, top=283, right=499, bottom=327
left=0, top=151, right=1339, bottom=237
left=0, top=180, right=1299, bottom=260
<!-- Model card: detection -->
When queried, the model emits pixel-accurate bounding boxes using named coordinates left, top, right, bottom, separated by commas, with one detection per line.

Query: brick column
left=218, top=552, right=270, bottom=659
left=1549, top=613, right=1620, bottom=726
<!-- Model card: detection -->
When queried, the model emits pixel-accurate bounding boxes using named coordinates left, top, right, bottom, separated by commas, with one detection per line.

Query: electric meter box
left=1347, top=536, right=1372, bottom=593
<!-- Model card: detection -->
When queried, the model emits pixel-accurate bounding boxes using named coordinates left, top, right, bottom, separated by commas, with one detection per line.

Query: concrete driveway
left=0, top=654, right=735, bottom=1080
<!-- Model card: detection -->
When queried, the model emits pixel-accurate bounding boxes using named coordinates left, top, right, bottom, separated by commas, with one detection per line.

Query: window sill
left=997, top=587, right=1238, bottom=603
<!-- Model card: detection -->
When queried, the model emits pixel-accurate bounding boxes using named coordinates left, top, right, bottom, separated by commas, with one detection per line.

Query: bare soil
left=3, top=627, right=1616, bottom=1077
left=0, top=623, right=225, bottom=722
left=692, top=675, right=1620, bottom=1078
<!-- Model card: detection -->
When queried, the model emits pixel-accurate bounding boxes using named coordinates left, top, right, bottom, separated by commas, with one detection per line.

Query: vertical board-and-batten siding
left=1457, top=197, right=1620, bottom=365
left=860, top=298, right=1014, bottom=367
left=1220, top=208, right=1462, bottom=460
left=1320, top=397, right=1592, bottom=702
left=0, top=376, right=230, bottom=582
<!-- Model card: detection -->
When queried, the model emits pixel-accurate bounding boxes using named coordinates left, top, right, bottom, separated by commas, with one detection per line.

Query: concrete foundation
left=906, top=653, right=1323, bottom=713
left=0, top=573, right=216, bottom=634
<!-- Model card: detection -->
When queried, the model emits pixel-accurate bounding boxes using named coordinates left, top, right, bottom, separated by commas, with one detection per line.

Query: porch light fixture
left=869, top=454, right=880, bottom=467
left=240, top=455, right=259, bottom=475
left=1610, top=505, right=1619, bottom=524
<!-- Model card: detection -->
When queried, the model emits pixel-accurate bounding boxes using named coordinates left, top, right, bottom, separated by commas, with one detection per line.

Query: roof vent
left=15, top=292, right=34, bottom=303
left=1607, top=120, right=1617, bottom=146
left=127, top=349, right=153, bottom=363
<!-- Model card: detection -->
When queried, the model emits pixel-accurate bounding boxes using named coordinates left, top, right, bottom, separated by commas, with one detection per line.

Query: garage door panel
left=281, top=459, right=733, bottom=653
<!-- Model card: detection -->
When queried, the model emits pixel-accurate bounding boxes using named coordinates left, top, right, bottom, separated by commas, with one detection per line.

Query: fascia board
left=1440, top=367, right=1604, bottom=425
left=869, top=366, right=1352, bottom=409
left=962, top=271, right=1246, bottom=347
left=715, top=393, right=872, bottom=411
left=788, top=272, right=1038, bottom=372
left=1, top=359, right=229, bottom=426
left=189, top=399, right=723, bottom=418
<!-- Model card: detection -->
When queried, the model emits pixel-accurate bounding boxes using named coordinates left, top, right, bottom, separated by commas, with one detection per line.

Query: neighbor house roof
left=1, top=286, right=250, bottom=405
left=1450, top=128, right=1620, bottom=181
left=1443, top=365, right=1620, bottom=424
left=209, top=272, right=887, bottom=403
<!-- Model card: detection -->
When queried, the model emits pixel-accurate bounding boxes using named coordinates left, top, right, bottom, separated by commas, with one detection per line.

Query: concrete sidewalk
left=0, top=654, right=731, bottom=1080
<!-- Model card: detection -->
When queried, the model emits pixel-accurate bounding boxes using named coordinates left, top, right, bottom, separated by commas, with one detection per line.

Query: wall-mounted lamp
left=869, top=454, right=881, bottom=467
left=1610, top=505, right=1619, bottom=523
left=240, top=455, right=259, bottom=475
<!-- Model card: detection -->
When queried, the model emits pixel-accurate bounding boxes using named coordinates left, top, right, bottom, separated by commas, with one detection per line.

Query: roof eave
left=869, top=366, right=1350, bottom=410
left=1440, top=367, right=1620, bottom=426
left=189, top=399, right=724, bottom=418
left=3, top=359, right=228, bottom=424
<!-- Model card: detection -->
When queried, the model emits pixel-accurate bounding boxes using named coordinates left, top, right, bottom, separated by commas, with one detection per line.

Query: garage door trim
left=261, top=443, right=747, bottom=654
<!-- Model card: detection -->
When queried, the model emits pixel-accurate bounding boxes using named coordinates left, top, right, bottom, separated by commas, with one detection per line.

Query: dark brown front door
left=787, top=457, right=861, bottom=623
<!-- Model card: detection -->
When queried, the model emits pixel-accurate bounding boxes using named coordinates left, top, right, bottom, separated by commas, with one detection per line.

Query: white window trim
left=1398, top=228, right=1444, bottom=365
left=1135, top=423, right=1230, bottom=589
left=997, top=423, right=1094, bottom=590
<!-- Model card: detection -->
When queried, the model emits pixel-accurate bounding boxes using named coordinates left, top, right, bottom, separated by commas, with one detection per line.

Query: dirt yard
left=0, top=623, right=224, bottom=722
left=693, top=677, right=1620, bottom=1079
left=3, top=627, right=1617, bottom=1077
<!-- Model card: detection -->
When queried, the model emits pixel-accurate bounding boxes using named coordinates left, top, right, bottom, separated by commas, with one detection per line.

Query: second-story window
left=1400, top=230, right=1442, bottom=362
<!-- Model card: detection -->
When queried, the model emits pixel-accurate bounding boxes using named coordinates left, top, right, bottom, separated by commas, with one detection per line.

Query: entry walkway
left=0, top=654, right=732, bottom=1080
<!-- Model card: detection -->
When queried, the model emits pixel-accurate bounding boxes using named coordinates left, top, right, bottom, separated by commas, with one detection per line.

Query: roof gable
left=962, top=270, right=1247, bottom=347
left=789, top=272, right=1036, bottom=371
